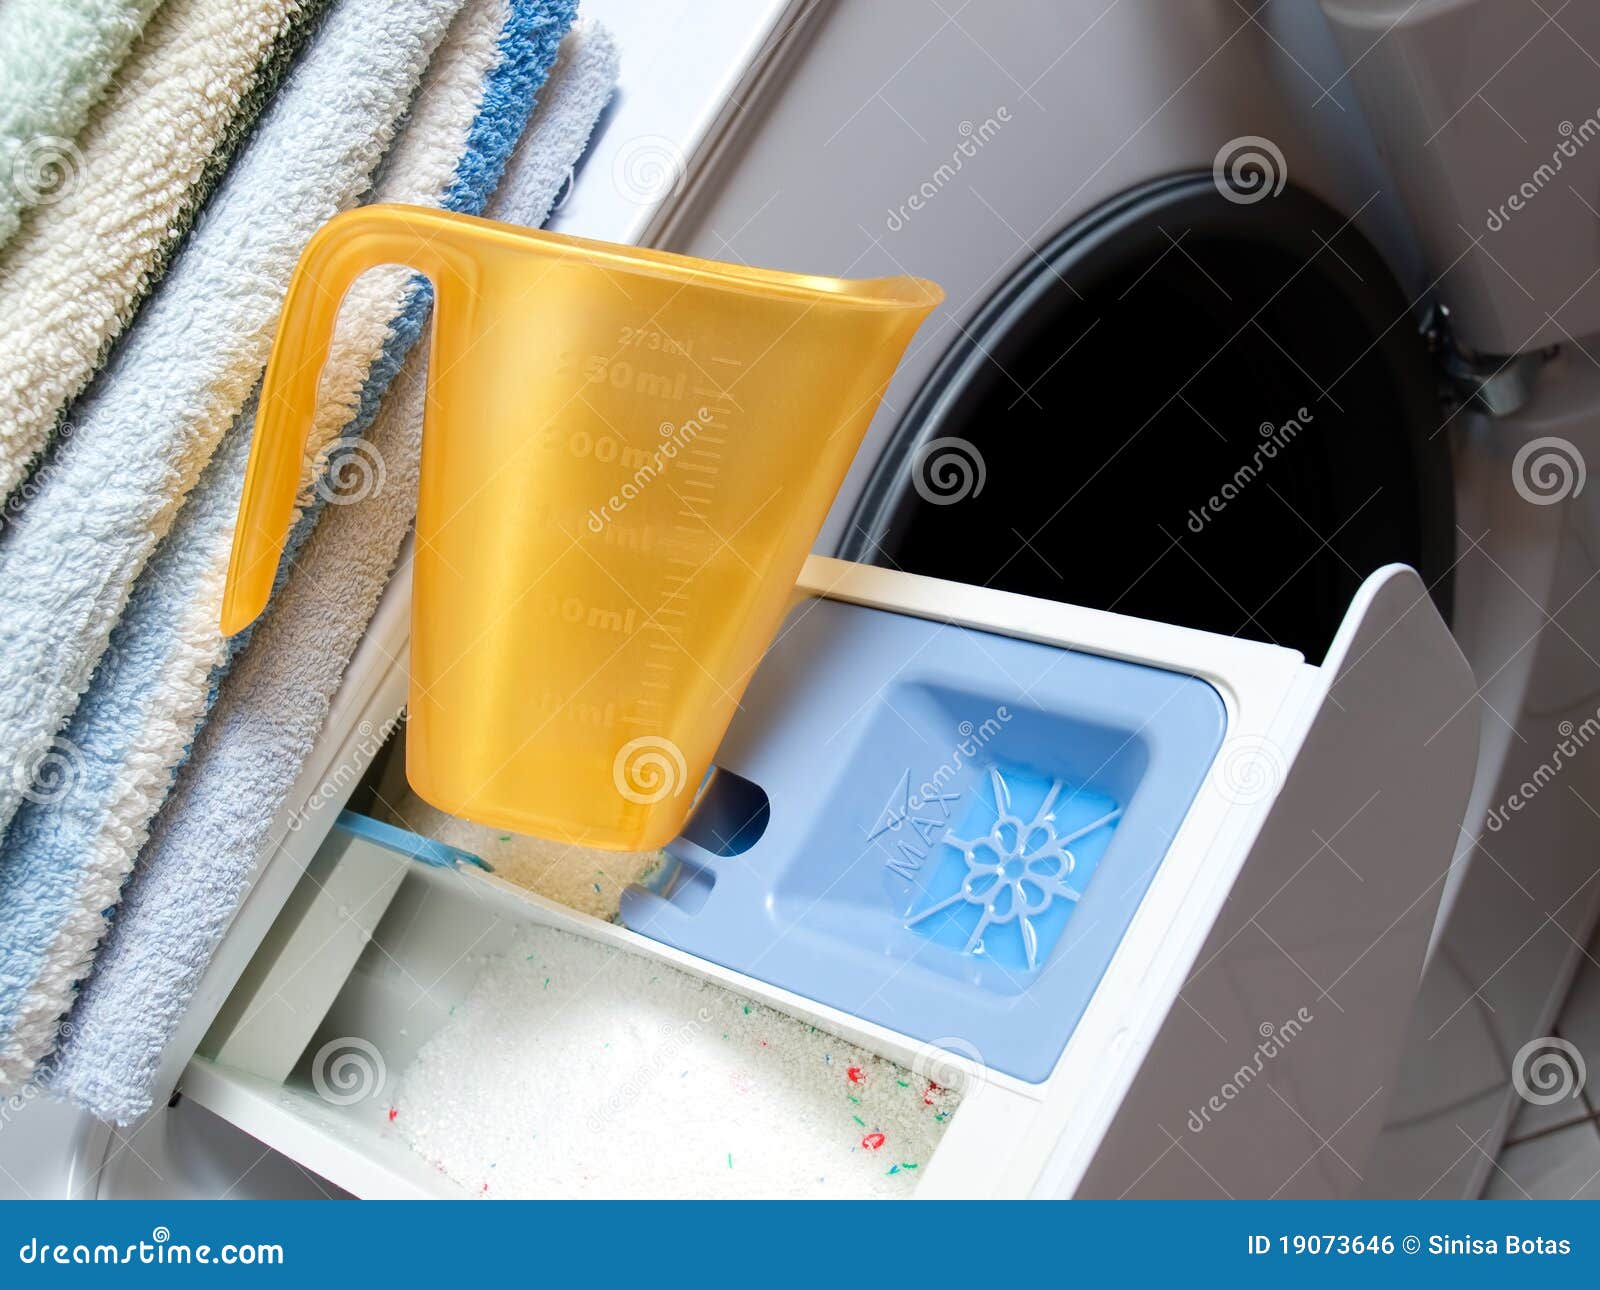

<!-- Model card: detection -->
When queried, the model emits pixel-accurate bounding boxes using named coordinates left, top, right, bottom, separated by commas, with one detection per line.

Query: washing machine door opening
left=844, top=175, right=1454, bottom=663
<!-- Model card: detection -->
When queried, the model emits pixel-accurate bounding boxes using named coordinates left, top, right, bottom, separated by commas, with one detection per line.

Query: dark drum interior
left=843, top=175, right=1453, bottom=662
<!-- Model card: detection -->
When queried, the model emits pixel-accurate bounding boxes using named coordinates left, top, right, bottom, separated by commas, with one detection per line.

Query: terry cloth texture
left=0, top=0, right=164, bottom=248
left=42, top=12, right=607, bottom=1122
left=0, top=0, right=333, bottom=503
left=0, top=0, right=462, bottom=846
left=0, top=0, right=465, bottom=1095
left=0, top=0, right=578, bottom=1102
left=0, top=0, right=574, bottom=1099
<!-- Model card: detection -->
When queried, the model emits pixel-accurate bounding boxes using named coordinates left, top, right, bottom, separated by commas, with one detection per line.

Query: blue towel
left=48, top=16, right=614, bottom=1125
left=0, top=0, right=577, bottom=1100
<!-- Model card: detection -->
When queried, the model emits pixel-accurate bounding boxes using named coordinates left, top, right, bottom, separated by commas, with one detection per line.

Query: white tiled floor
left=1486, top=924, right=1600, bottom=1199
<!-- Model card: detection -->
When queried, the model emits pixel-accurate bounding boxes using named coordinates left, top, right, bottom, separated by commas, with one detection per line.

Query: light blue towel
left=0, top=0, right=476, bottom=1095
left=44, top=15, right=611, bottom=1123
left=0, top=0, right=579, bottom=1100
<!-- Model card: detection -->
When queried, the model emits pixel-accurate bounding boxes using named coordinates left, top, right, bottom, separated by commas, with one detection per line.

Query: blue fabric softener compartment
left=620, top=599, right=1227, bottom=1083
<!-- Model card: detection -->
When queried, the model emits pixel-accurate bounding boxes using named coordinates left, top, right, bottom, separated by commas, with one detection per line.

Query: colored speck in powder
left=824, top=1054, right=831, bottom=1064
left=861, top=1132, right=886, bottom=1151
left=543, top=978, right=550, bottom=990
left=727, top=1153, right=734, bottom=1169
left=848, top=1095, right=860, bottom=1105
left=846, top=1066, right=864, bottom=1084
left=498, top=835, right=511, bottom=842
left=387, top=1108, right=398, bottom=1123
left=903, top=1162, right=919, bottom=1170
left=896, top=1079, right=909, bottom=1088
left=593, top=883, right=601, bottom=893
left=743, top=1005, right=750, bottom=1014
left=852, top=1114, right=865, bottom=1127
left=887, top=1165, right=900, bottom=1176
left=923, top=1081, right=941, bottom=1106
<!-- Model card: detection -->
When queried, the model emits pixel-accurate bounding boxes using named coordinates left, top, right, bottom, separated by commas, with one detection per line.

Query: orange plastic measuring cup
left=222, top=204, right=941, bottom=850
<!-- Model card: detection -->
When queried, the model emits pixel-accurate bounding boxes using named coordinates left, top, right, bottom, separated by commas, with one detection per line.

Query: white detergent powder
left=393, top=924, right=961, bottom=1198
left=385, top=792, right=664, bottom=920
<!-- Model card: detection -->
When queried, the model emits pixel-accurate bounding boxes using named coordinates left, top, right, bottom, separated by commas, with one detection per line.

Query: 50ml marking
left=557, top=350, right=688, bottom=401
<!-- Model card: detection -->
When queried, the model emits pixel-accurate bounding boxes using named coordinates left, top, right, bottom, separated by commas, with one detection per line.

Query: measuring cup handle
left=220, top=203, right=478, bottom=635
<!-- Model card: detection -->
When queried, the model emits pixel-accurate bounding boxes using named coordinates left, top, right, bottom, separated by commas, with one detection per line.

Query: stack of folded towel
left=0, top=0, right=620, bottom=1123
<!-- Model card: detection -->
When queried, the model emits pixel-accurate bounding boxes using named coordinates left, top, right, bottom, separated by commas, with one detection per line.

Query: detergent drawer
left=178, top=556, right=1477, bottom=1199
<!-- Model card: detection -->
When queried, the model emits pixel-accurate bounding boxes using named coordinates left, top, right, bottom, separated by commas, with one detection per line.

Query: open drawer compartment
left=179, top=556, right=1478, bottom=1198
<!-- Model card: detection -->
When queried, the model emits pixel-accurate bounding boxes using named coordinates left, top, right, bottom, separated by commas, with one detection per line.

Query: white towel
left=47, top=19, right=618, bottom=1123
left=0, top=0, right=463, bottom=848
left=0, top=0, right=327, bottom=501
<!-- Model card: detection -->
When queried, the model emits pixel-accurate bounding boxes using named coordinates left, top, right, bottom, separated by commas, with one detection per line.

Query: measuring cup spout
left=221, top=204, right=477, bottom=635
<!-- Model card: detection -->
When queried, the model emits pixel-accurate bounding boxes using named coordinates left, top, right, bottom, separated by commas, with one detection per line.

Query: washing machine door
left=843, top=173, right=1454, bottom=663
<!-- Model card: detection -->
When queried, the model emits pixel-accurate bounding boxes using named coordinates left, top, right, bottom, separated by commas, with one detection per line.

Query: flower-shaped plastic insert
left=906, top=768, right=1120, bottom=971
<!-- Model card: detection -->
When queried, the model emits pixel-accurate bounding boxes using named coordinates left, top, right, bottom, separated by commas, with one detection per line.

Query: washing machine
left=5, top=0, right=1596, bottom=1199
left=651, top=0, right=1600, bottom=1198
